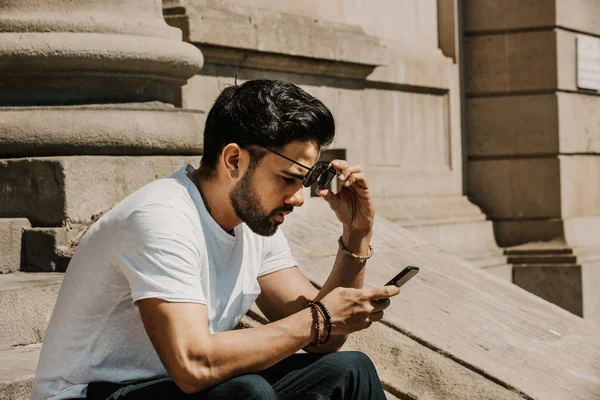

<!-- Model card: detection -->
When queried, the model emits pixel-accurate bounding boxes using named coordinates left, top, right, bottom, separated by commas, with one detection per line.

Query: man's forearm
left=183, top=307, right=315, bottom=393
left=306, top=228, right=372, bottom=353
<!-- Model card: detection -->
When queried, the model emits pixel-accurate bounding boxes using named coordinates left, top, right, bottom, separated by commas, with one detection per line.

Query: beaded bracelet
left=311, top=300, right=332, bottom=345
left=309, top=302, right=321, bottom=345
left=338, top=236, right=374, bottom=263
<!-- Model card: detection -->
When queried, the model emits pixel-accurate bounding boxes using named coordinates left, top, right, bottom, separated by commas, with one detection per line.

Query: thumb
left=316, top=187, right=339, bottom=210
left=364, top=285, right=401, bottom=300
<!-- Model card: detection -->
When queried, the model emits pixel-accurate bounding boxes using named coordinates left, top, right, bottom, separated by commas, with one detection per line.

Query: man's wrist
left=341, top=227, right=373, bottom=257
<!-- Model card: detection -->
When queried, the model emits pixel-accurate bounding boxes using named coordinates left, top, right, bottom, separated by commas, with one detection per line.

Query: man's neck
left=189, top=169, right=240, bottom=233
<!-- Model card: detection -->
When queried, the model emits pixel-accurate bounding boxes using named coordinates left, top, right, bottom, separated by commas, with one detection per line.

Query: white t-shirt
left=31, top=165, right=296, bottom=400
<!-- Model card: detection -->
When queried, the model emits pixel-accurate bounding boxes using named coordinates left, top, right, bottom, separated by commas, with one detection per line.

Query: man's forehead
left=281, top=141, right=320, bottom=164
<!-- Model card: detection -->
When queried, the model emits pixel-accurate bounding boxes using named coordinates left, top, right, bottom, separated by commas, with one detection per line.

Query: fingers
left=316, top=187, right=340, bottom=210
left=330, top=160, right=366, bottom=187
left=370, top=297, right=391, bottom=313
left=363, top=285, right=401, bottom=301
left=368, top=310, right=384, bottom=323
left=343, top=172, right=368, bottom=189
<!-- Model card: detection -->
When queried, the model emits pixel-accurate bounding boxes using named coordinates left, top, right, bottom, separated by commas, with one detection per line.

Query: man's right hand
left=319, top=286, right=401, bottom=336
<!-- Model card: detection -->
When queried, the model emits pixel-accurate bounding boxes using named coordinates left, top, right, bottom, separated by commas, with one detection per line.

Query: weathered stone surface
left=281, top=199, right=600, bottom=399
left=465, top=30, right=557, bottom=95
left=469, top=155, right=600, bottom=221
left=0, top=0, right=203, bottom=106
left=581, top=259, right=600, bottom=322
left=466, top=28, right=600, bottom=95
left=469, top=93, right=600, bottom=157
left=0, top=106, right=205, bottom=157
left=244, top=307, right=524, bottom=400
left=468, top=157, right=561, bottom=220
left=514, top=264, right=583, bottom=317
left=0, top=344, right=40, bottom=400
left=464, top=0, right=600, bottom=36
left=0, top=273, right=62, bottom=348
left=470, top=155, right=599, bottom=222
left=0, top=218, right=30, bottom=274
left=209, top=0, right=440, bottom=48
left=0, top=0, right=178, bottom=38
left=22, top=228, right=72, bottom=273
left=171, top=0, right=454, bottom=89
left=463, top=0, right=555, bottom=33
left=559, top=155, right=600, bottom=218
left=0, top=156, right=201, bottom=226
left=482, top=264, right=513, bottom=282
left=557, top=92, right=600, bottom=154
left=467, top=94, right=559, bottom=157
left=556, top=0, right=600, bottom=37
left=179, top=1, right=387, bottom=66
left=493, top=215, right=600, bottom=248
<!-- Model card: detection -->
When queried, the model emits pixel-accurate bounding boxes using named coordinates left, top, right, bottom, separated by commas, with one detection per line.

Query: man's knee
left=326, top=351, right=378, bottom=376
left=214, top=374, right=276, bottom=399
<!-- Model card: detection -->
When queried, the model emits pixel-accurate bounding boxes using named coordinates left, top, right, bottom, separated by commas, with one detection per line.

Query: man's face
left=229, top=140, right=319, bottom=236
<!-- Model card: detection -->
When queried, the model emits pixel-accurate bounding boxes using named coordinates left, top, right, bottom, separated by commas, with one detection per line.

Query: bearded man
left=32, top=80, right=399, bottom=400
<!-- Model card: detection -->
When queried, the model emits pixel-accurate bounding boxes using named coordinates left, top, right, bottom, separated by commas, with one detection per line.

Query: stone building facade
left=1, top=1, right=600, bottom=398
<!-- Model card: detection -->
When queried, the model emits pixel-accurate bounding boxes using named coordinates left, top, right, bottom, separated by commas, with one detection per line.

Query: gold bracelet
left=338, top=236, right=374, bottom=263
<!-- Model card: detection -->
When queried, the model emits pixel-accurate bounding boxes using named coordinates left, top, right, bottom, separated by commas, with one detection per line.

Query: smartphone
left=385, top=266, right=419, bottom=287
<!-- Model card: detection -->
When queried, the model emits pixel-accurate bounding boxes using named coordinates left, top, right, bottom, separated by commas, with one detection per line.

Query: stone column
left=464, top=0, right=600, bottom=322
left=0, top=0, right=204, bottom=271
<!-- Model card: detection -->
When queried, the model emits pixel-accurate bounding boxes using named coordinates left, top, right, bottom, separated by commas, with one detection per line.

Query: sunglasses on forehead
left=255, top=145, right=338, bottom=189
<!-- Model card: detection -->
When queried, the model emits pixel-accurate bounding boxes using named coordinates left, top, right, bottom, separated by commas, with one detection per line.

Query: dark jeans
left=86, top=351, right=386, bottom=400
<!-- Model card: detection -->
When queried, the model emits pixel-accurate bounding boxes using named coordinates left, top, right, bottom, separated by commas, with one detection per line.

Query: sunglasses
left=255, top=145, right=337, bottom=189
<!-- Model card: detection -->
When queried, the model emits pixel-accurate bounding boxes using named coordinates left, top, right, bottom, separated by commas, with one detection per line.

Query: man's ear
left=221, top=143, right=243, bottom=178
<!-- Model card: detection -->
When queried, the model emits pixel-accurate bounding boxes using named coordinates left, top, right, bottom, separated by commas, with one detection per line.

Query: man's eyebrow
left=281, top=169, right=306, bottom=181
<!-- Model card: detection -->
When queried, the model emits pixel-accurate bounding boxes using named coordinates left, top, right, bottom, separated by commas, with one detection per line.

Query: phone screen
left=385, top=266, right=419, bottom=288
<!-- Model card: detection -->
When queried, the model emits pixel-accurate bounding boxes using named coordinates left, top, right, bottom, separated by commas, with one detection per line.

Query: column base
left=0, top=155, right=201, bottom=226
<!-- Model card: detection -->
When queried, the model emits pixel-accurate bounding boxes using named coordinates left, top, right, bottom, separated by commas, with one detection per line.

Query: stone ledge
left=0, top=273, right=62, bottom=348
left=0, top=106, right=205, bottom=157
left=464, top=0, right=600, bottom=37
left=0, top=344, right=40, bottom=400
left=0, top=32, right=202, bottom=79
left=0, top=156, right=201, bottom=226
left=0, top=219, right=31, bottom=274
left=166, top=0, right=454, bottom=89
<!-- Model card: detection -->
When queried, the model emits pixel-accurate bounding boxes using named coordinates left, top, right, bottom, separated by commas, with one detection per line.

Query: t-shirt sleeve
left=259, top=229, right=297, bottom=277
left=114, top=203, right=206, bottom=305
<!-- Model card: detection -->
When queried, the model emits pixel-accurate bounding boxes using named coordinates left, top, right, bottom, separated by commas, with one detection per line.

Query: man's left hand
left=316, top=160, right=374, bottom=233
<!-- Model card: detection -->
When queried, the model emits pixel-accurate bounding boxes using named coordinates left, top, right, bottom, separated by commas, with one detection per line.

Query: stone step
left=0, top=218, right=31, bottom=274
left=507, top=254, right=578, bottom=264
left=505, top=247, right=573, bottom=256
left=0, top=334, right=404, bottom=400
left=0, top=273, right=62, bottom=348
left=21, top=227, right=78, bottom=273
left=0, top=344, right=40, bottom=400
left=0, top=156, right=201, bottom=226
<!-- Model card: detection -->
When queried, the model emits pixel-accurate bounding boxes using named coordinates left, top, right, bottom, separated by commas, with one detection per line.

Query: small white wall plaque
left=577, top=34, right=600, bottom=91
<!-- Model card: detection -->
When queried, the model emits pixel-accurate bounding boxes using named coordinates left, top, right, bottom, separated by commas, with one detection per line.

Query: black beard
left=229, top=168, right=293, bottom=236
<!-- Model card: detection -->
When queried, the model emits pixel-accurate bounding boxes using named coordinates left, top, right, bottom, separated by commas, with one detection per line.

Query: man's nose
left=286, top=186, right=305, bottom=208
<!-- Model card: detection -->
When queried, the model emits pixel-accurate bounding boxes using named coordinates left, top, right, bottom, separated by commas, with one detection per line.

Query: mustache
left=270, top=205, right=294, bottom=216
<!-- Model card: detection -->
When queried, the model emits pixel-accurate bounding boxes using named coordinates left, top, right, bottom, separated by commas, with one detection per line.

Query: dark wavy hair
left=200, top=79, right=335, bottom=176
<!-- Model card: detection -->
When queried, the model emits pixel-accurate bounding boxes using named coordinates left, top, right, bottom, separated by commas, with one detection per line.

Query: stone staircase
left=1, top=201, right=600, bottom=399
left=0, top=272, right=61, bottom=399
